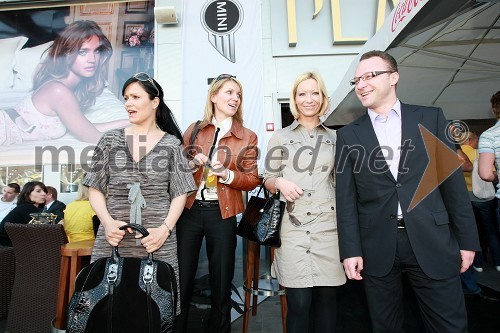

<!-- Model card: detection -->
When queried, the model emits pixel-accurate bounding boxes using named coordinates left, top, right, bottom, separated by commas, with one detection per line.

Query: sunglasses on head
left=213, top=74, right=236, bottom=84
left=133, top=72, right=160, bottom=97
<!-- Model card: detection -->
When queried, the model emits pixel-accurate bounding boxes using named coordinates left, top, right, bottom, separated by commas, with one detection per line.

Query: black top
left=0, top=203, right=41, bottom=246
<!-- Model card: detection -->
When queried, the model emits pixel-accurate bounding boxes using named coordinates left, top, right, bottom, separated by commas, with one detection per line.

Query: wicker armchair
left=5, top=223, right=68, bottom=333
left=0, top=246, right=15, bottom=319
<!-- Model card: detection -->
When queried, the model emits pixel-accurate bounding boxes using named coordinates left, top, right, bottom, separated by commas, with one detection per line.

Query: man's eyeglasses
left=133, top=72, right=160, bottom=96
left=213, top=74, right=236, bottom=84
left=286, top=201, right=301, bottom=227
left=349, top=71, right=394, bottom=86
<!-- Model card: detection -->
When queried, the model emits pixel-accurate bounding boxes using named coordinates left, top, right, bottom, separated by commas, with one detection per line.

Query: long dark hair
left=33, top=20, right=113, bottom=111
left=18, top=181, right=47, bottom=205
left=122, top=75, right=183, bottom=141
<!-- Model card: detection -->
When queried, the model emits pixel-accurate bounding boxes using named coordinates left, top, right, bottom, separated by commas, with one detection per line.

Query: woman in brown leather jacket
left=176, top=74, right=260, bottom=333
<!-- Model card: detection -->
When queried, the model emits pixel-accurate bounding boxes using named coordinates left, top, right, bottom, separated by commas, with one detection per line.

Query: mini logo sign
left=201, top=0, right=243, bottom=63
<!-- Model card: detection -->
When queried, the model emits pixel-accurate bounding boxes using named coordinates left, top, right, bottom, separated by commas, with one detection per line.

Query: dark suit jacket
left=46, top=200, right=66, bottom=223
left=334, top=103, right=480, bottom=280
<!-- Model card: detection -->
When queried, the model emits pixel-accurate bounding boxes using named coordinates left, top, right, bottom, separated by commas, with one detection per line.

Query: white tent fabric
left=326, top=0, right=500, bottom=126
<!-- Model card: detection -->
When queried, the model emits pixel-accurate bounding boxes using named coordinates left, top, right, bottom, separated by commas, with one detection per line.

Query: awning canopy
left=325, top=0, right=500, bottom=126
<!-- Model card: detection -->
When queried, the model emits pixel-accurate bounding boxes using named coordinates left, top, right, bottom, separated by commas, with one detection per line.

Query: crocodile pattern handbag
left=236, top=186, right=285, bottom=247
left=67, top=224, right=176, bottom=333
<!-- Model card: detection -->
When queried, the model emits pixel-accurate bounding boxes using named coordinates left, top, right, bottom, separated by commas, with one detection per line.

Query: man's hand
left=343, top=256, right=364, bottom=280
left=460, top=250, right=475, bottom=273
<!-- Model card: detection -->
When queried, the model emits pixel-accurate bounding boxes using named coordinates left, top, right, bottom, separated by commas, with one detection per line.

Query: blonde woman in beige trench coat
left=263, top=72, right=346, bottom=333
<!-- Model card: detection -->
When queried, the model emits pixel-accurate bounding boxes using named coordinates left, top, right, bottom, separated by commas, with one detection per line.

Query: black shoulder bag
left=236, top=184, right=285, bottom=247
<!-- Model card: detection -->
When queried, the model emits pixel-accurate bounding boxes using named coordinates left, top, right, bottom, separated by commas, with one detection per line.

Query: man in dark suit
left=334, top=50, right=480, bottom=333
left=44, top=186, right=65, bottom=223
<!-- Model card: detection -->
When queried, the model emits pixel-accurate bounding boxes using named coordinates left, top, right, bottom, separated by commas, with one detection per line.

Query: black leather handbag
left=67, top=224, right=176, bottom=333
left=236, top=186, right=285, bottom=247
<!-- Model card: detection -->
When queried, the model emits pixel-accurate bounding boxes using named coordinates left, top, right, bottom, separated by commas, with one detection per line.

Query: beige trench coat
left=263, top=118, right=346, bottom=288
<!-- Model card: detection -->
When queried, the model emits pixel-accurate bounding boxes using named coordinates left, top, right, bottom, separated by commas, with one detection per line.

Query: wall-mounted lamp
left=154, top=6, right=178, bottom=25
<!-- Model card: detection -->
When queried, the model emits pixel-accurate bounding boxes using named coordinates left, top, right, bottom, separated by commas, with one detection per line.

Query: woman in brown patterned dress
left=82, top=73, right=197, bottom=315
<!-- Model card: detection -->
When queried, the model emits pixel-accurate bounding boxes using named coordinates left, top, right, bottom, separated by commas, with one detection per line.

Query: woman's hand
left=103, top=219, right=129, bottom=246
left=210, top=160, right=229, bottom=180
left=140, top=226, right=170, bottom=253
left=276, top=177, right=303, bottom=202
left=192, top=153, right=210, bottom=166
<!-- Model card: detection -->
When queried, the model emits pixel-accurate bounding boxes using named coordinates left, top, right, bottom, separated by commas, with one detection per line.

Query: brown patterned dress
left=82, top=129, right=197, bottom=314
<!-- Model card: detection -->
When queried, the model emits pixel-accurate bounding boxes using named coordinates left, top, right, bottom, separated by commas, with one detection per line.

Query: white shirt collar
left=368, top=99, right=402, bottom=126
left=212, top=116, right=232, bottom=136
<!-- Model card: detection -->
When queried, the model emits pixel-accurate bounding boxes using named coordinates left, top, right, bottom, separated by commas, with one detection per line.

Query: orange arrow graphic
left=408, top=124, right=463, bottom=212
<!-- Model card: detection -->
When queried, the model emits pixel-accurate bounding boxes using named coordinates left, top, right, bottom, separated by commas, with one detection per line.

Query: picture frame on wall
left=79, top=3, right=114, bottom=15
left=125, top=1, right=148, bottom=13
left=120, top=50, right=139, bottom=69
left=122, top=21, right=148, bottom=45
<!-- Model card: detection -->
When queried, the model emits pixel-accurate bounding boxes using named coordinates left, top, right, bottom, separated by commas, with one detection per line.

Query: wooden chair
left=243, top=240, right=287, bottom=333
left=54, top=239, right=94, bottom=330
left=5, top=223, right=68, bottom=333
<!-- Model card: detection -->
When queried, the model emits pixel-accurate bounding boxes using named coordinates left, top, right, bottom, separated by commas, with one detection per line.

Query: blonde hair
left=289, top=72, right=329, bottom=120
left=200, top=76, right=244, bottom=128
left=463, top=131, right=478, bottom=142
left=75, top=182, right=90, bottom=201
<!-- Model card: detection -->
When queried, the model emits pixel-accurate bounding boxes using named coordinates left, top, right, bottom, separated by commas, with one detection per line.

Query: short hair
left=491, top=91, right=500, bottom=119
left=463, top=131, right=478, bottom=143
left=360, top=50, right=398, bottom=73
left=46, top=186, right=58, bottom=200
left=289, top=72, right=330, bottom=120
left=18, top=181, right=47, bottom=205
left=7, top=183, right=20, bottom=194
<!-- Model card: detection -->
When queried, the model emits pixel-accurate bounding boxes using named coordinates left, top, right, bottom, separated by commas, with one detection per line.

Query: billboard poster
left=0, top=1, right=155, bottom=191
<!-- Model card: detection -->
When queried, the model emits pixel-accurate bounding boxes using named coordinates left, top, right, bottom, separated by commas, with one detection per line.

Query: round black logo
left=201, top=0, right=243, bottom=35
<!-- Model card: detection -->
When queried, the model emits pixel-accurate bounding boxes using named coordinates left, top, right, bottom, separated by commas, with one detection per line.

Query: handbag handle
left=253, top=182, right=270, bottom=199
left=119, top=223, right=150, bottom=237
left=111, top=224, right=153, bottom=262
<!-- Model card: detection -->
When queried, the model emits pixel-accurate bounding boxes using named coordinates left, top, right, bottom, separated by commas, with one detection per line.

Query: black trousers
left=363, top=229, right=467, bottom=333
left=286, top=286, right=338, bottom=333
left=175, top=204, right=237, bottom=333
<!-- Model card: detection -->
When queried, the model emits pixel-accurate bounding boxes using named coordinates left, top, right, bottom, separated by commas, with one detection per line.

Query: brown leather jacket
left=183, top=120, right=261, bottom=219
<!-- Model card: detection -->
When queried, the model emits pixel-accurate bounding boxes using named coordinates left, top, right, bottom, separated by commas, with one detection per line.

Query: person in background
left=176, top=74, right=260, bottom=333
left=458, top=132, right=499, bottom=301
left=335, top=50, right=479, bottom=333
left=461, top=131, right=500, bottom=272
left=263, top=72, right=346, bottom=333
left=82, top=72, right=197, bottom=318
left=0, top=183, right=20, bottom=221
left=44, top=186, right=66, bottom=223
left=63, top=181, right=96, bottom=242
left=478, top=90, right=500, bottom=273
left=0, top=181, right=47, bottom=246
left=1, top=20, right=129, bottom=145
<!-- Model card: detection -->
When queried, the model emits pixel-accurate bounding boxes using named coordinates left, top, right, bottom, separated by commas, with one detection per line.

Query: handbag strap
left=189, top=120, right=202, bottom=146
left=255, top=183, right=265, bottom=197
